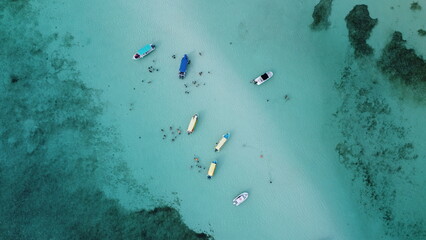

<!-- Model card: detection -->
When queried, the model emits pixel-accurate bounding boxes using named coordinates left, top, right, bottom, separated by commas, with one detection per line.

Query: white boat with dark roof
left=233, top=192, right=249, bottom=206
left=252, top=71, right=273, bottom=85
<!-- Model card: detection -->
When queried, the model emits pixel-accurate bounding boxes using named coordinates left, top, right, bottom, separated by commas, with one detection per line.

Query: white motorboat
left=252, top=71, right=273, bottom=85
left=233, top=192, right=249, bottom=206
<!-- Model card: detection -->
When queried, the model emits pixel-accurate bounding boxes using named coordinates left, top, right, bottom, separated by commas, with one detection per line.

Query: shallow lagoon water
left=1, top=0, right=426, bottom=239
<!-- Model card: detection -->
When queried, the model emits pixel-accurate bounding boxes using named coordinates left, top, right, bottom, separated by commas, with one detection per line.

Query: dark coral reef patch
left=334, top=63, right=425, bottom=239
left=310, top=0, right=333, bottom=30
left=345, top=5, right=378, bottom=57
left=378, top=31, right=426, bottom=86
left=410, top=2, right=422, bottom=11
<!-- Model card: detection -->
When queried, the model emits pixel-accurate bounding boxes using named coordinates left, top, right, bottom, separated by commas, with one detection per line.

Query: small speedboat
left=187, top=114, right=198, bottom=135
left=133, top=44, right=156, bottom=60
left=233, top=192, right=249, bottom=206
left=214, top=132, right=230, bottom=152
left=207, top=161, right=217, bottom=179
left=252, top=71, right=273, bottom=85
left=179, top=54, right=190, bottom=79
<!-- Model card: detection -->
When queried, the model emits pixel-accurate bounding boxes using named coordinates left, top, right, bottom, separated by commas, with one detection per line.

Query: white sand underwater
left=32, top=0, right=426, bottom=239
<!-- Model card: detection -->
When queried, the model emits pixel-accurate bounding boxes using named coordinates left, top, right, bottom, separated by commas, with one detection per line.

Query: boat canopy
left=179, top=54, right=189, bottom=72
left=261, top=73, right=269, bottom=80
left=215, top=134, right=229, bottom=152
left=207, top=161, right=217, bottom=178
left=187, top=114, right=198, bottom=133
left=137, top=44, right=154, bottom=55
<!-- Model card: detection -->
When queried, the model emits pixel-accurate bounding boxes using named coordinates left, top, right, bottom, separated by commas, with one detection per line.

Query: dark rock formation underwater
left=345, top=4, right=378, bottom=58
left=0, top=1, right=211, bottom=239
left=310, top=0, right=333, bottom=30
left=334, top=4, right=425, bottom=240
left=311, top=1, right=426, bottom=239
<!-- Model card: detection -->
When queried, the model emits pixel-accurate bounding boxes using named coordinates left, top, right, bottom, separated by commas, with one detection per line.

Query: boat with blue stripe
left=214, top=132, right=230, bottom=152
left=133, top=44, right=156, bottom=60
left=207, top=160, right=217, bottom=179
left=179, top=54, right=190, bottom=79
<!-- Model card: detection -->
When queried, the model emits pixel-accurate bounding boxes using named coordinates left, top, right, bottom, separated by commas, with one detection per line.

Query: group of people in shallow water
left=161, top=126, right=181, bottom=141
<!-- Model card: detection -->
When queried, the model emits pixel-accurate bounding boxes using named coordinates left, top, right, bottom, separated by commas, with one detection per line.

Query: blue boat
left=179, top=54, right=190, bottom=79
left=133, top=44, right=155, bottom=60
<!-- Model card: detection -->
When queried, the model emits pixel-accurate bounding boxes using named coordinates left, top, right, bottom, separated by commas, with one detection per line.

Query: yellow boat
left=207, top=161, right=217, bottom=179
left=187, top=114, right=198, bottom=135
left=214, top=132, right=230, bottom=152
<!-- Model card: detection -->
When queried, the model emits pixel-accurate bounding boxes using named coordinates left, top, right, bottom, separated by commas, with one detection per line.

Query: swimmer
left=284, top=94, right=290, bottom=101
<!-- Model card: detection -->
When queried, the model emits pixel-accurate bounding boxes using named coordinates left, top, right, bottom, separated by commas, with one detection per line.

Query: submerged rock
left=377, top=31, right=426, bottom=85
left=310, top=0, right=333, bottom=30
left=334, top=62, right=423, bottom=239
left=410, top=2, right=422, bottom=11
left=345, top=5, right=378, bottom=57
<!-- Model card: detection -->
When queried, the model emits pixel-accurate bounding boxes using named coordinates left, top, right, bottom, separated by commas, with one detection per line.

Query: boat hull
left=207, top=161, right=217, bottom=179
left=214, top=133, right=230, bottom=152
left=252, top=71, right=273, bottom=85
left=233, top=192, right=249, bottom=206
left=133, top=44, right=156, bottom=60
left=187, top=114, right=198, bottom=134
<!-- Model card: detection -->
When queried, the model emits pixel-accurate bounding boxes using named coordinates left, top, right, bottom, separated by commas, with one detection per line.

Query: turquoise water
left=1, top=0, right=426, bottom=239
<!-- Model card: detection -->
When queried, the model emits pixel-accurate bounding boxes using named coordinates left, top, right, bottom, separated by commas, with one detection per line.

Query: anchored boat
left=179, top=54, right=190, bottom=79
left=133, top=44, right=156, bottom=60
left=187, top=114, right=198, bottom=135
left=214, top=133, right=230, bottom=152
left=207, top=161, right=217, bottom=179
left=252, top=71, right=273, bottom=85
left=233, top=192, right=249, bottom=206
